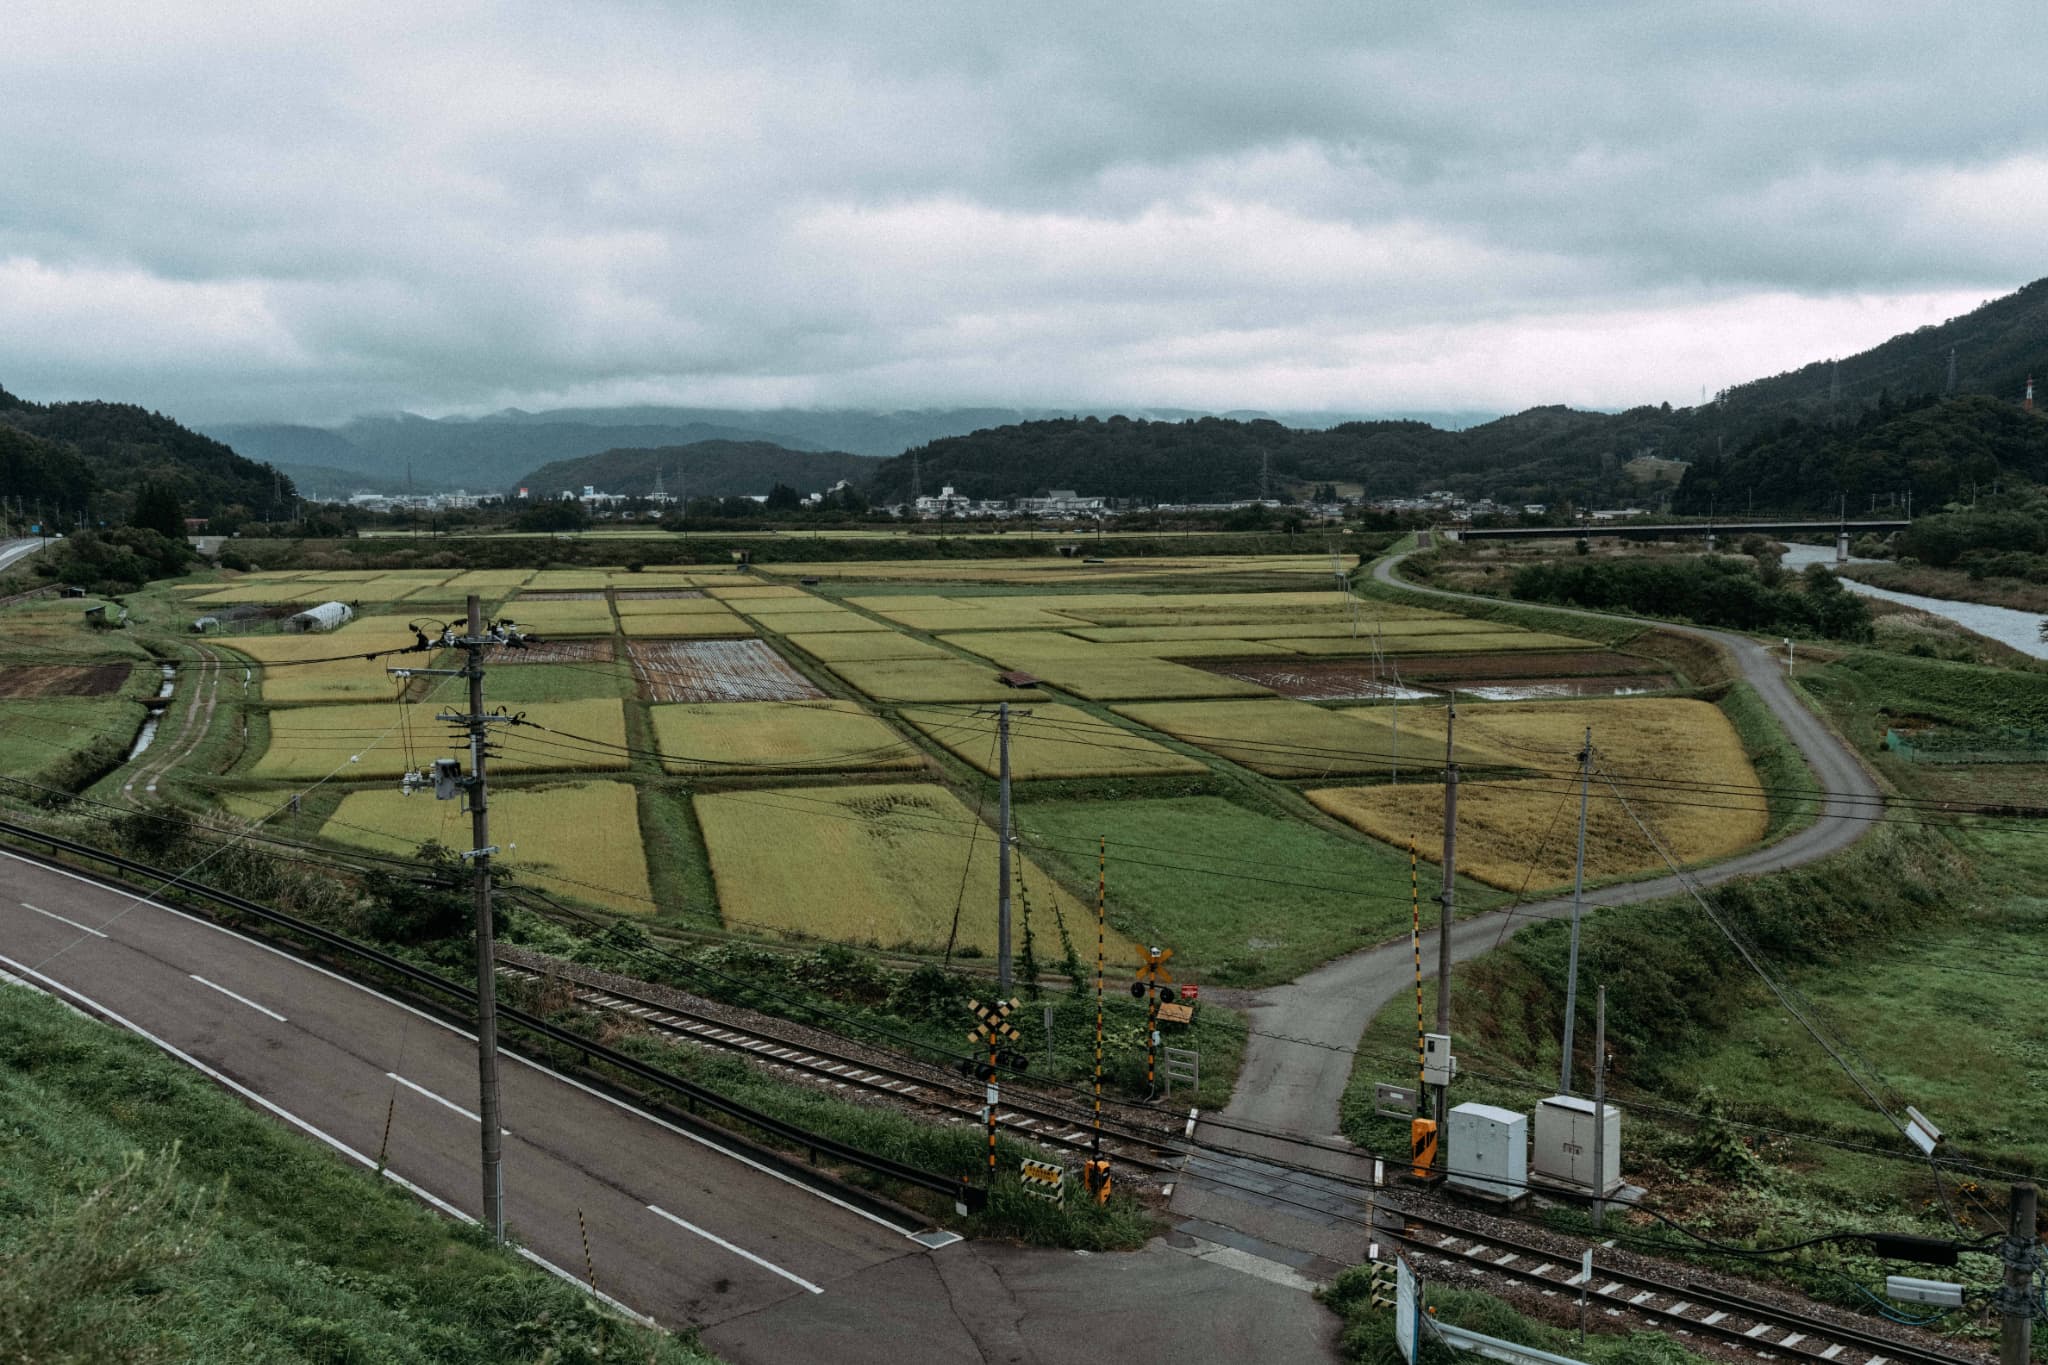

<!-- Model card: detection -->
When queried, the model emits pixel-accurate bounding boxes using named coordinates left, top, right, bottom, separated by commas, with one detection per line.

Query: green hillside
left=0, top=383, right=293, bottom=524
left=517, top=440, right=878, bottom=499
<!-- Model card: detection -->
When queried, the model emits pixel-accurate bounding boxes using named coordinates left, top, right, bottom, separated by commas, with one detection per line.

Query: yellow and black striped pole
left=987, top=1032, right=999, bottom=1176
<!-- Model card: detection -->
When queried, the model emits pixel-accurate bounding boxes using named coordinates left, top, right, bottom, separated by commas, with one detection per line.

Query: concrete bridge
left=1451, top=518, right=1908, bottom=562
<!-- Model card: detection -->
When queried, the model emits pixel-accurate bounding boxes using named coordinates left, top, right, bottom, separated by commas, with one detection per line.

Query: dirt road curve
left=1211, top=549, right=1882, bottom=1150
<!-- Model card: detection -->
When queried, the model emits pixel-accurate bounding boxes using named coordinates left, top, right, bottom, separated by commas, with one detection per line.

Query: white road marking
left=646, top=1204, right=823, bottom=1294
left=0, top=951, right=657, bottom=1333
left=19, top=901, right=108, bottom=938
left=0, top=848, right=942, bottom=1244
left=191, top=974, right=287, bottom=1021
left=386, top=1071, right=508, bottom=1134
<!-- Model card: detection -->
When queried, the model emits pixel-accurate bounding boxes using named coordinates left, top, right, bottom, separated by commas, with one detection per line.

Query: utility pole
left=462, top=595, right=506, bottom=1243
left=1999, top=1182, right=2038, bottom=1365
left=1559, top=727, right=1592, bottom=1095
left=997, top=701, right=1013, bottom=993
left=396, top=597, right=512, bottom=1242
left=1592, top=985, right=1608, bottom=1231
left=975, top=700, right=1029, bottom=993
left=1435, top=697, right=1459, bottom=1125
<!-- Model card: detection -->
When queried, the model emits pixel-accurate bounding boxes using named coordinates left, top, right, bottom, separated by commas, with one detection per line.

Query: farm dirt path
left=122, top=643, right=224, bottom=801
left=1204, top=548, right=1883, bottom=1153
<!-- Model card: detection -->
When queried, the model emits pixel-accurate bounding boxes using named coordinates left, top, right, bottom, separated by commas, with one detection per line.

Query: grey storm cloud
left=0, top=0, right=2037, bottom=423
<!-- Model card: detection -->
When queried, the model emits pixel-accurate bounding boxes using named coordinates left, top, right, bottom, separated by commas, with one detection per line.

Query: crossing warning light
left=1409, top=1117, right=1439, bottom=1179
left=1082, top=1157, right=1112, bottom=1204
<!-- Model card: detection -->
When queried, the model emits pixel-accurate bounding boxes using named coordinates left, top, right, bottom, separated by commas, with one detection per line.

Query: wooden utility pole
left=1435, top=698, right=1458, bottom=1124
left=1999, top=1182, right=2038, bottom=1365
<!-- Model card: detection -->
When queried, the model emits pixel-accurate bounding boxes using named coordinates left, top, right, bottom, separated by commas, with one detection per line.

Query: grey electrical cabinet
left=1446, top=1102, right=1527, bottom=1200
left=1532, top=1096, right=1622, bottom=1195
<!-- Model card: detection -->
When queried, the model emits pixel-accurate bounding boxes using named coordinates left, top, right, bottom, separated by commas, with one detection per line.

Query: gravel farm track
left=1208, top=545, right=1884, bottom=1149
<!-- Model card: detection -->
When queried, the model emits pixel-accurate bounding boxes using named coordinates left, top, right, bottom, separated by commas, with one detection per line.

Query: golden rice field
left=746, top=611, right=891, bottom=634
left=693, top=782, right=1139, bottom=955
left=1114, top=697, right=1496, bottom=776
left=1303, top=696, right=1767, bottom=887
left=783, top=631, right=950, bottom=662
left=218, top=617, right=431, bottom=704
left=249, top=698, right=630, bottom=779
left=619, top=613, right=757, bottom=638
left=938, top=630, right=1295, bottom=660
left=826, top=657, right=1047, bottom=703
left=900, top=703, right=1208, bottom=779
left=973, top=650, right=1272, bottom=701
left=1288, top=631, right=1592, bottom=654
left=317, top=781, right=657, bottom=914
left=613, top=595, right=735, bottom=616
left=649, top=699, right=921, bottom=773
left=762, top=554, right=1339, bottom=584
left=501, top=599, right=617, bottom=634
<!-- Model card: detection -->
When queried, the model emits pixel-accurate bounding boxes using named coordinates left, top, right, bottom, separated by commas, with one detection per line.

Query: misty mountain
left=517, top=442, right=878, bottom=500
left=205, top=413, right=816, bottom=491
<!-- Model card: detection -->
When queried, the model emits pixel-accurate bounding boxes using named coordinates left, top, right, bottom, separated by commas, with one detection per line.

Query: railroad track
left=1394, top=1210, right=1984, bottom=1365
left=497, top=964, right=1185, bottom=1174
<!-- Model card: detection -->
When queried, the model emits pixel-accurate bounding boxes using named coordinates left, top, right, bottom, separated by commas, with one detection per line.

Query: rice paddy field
left=126, top=551, right=1771, bottom=986
left=693, top=782, right=1139, bottom=956
left=1304, top=697, right=1768, bottom=887
left=899, top=703, right=1208, bottom=779
left=650, top=699, right=921, bottom=773
left=318, top=781, right=657, bottom=914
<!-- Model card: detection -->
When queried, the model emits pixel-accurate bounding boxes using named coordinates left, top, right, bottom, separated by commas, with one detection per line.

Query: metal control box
left=1532, top=1095, right=1622, bottom=1195
left=1422, top=1032, right=1457, bottom=1087
left=1446, top=1102, right=1526, bottom=1200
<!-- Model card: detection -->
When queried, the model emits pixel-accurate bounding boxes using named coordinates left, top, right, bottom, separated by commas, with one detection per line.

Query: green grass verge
left=1017, top=795, right=1502, bottom=987
left=0, top=983, right=707, bottom=1363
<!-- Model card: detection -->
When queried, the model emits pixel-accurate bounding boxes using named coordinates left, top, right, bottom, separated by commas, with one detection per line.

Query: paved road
left=0, top=537, right=47, bottom=574
left=0, top=849, right=1341, bottom=1363
left=1211, top=549, right=1882, bottom=1146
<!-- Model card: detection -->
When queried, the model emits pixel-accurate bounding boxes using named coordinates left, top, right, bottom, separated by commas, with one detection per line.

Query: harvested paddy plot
left=629, top=639, right=824, bottom=703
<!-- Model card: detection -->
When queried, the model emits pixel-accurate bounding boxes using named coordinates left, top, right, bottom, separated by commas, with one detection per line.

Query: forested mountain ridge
left=1675, top=394, right=2048, bottom=515
left=867, top=277, right=2048, bottom=509
left=0, top=383, right=292, bottom=523
left=516, top=442, right=877, bottom=499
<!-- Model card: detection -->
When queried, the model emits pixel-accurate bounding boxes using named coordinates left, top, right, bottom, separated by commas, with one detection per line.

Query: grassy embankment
left=0, top=982, right=707, bottom=1363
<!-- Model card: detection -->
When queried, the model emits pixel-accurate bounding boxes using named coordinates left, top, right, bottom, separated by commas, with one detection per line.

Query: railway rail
left=1394, top=1209, right=1985, bottom=1365
left=497, top=963, right=1186, bottom=1174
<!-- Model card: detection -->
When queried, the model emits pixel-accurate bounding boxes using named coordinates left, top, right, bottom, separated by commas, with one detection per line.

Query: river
left=1778, top=544, right=2048, bottom=660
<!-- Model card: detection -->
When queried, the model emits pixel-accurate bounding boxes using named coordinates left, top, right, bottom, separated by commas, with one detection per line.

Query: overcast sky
left=1, top=2, right=2037, bottom=425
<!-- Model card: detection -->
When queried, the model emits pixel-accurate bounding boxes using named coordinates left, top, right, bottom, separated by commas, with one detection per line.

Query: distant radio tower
left=1828, top=359, right=1840, bottom=409
left=651, top=464, right=666, bottom=500
left=1259, top=449, right=1271, bottom=501
left=1945, top=345, right=1958, bottom=395
left=912, top=452, right=923, bottom=501
left=2028, top=376, right=2037, bottom=413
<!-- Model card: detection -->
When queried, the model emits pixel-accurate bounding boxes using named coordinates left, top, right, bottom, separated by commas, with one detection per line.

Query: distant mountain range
left=202, top=405, right=1503, bottom=492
